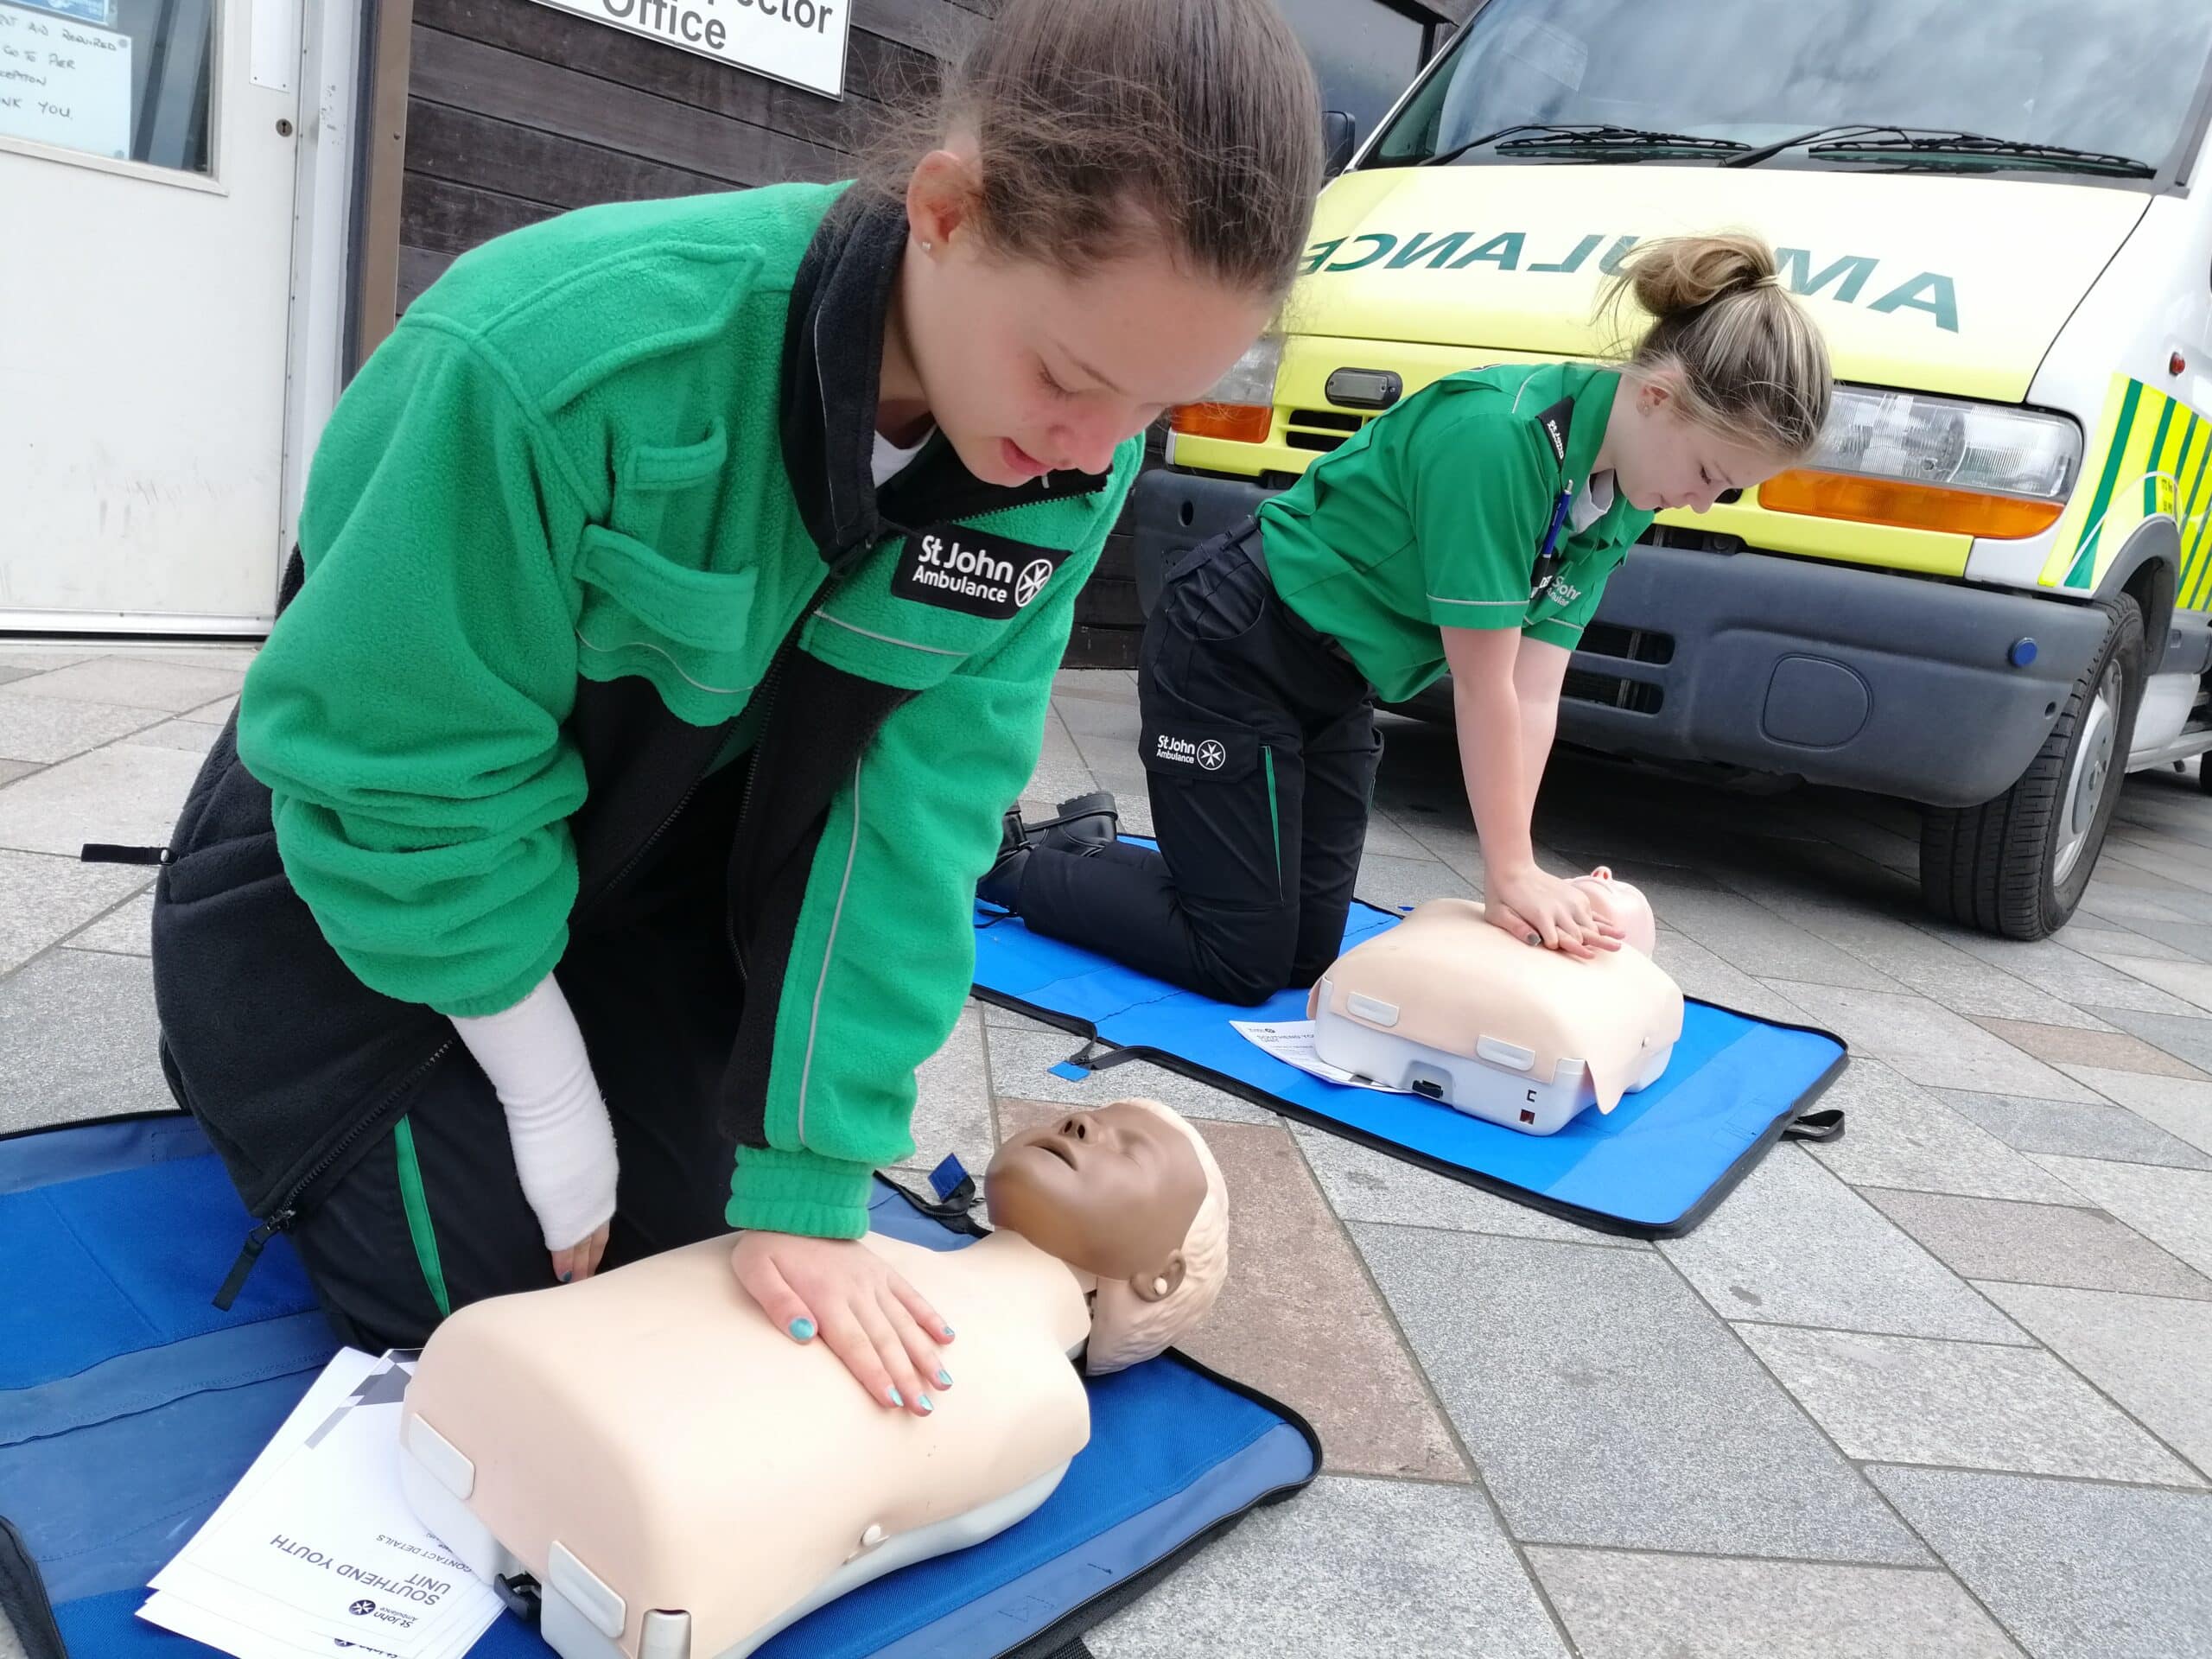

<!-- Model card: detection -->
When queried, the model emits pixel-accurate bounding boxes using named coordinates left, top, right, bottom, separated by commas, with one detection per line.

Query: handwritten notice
left=0, top=3, right=131, bottom=160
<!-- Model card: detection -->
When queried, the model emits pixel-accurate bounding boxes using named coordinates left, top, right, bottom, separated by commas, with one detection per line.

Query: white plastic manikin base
left=1311, top=1001, right=1673, bottom=1134
left=398, top=1421, right=1065, bottom=1659
left=1307, top=896, right=1685, bottom=1136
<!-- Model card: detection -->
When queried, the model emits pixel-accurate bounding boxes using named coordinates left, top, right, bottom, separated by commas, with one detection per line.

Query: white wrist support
left=451, top=976, right=619, bottom=1254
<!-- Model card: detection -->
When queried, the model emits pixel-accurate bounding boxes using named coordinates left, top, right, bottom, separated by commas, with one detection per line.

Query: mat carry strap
left=1782, top=1107, right=1847, bottom=1142
left=1050, top=1039, right=1142, bottom=1083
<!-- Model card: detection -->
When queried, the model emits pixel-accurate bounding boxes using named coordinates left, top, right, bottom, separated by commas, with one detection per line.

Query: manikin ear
left=905, top=149, right=981, bottom=257
left=1128, top=1252, right=1187, bottom=1303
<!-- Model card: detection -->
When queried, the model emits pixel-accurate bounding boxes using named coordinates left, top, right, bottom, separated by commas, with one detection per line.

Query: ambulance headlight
left=1168, top=337, right=1283, bottom=448
left=1809, top=389, right=2082, bottom=499
left=1202, top=336, right=1286, bottom=409
left=1764, top=390, right=2084, bottom=539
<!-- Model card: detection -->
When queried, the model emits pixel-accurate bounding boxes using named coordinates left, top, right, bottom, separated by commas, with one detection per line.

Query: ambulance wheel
left=1919, top=594, right=2144, bottom=940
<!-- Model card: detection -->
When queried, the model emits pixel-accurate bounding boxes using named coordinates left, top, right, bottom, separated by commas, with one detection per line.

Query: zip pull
left=213, top=1209, right=295, bottom=1311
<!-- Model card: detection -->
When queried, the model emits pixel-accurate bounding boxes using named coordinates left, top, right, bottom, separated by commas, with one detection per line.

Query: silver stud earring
left=920, top=240, right=934, bottom=252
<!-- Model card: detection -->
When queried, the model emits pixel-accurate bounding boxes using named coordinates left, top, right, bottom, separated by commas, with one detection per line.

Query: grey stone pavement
left=5, top=639, right=2212, bottom=1657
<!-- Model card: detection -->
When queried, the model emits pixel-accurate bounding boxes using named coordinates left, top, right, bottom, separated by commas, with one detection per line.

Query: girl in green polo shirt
left=147, top=0, right=1323, bottom=1417
left=990, top=236, right=1832, bottom=1003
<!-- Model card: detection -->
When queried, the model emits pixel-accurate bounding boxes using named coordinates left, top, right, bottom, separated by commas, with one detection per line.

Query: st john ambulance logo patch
left=894, top=526, right=1068, bottom=620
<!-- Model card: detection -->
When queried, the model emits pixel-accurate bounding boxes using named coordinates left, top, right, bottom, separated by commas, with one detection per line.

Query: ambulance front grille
left=1285, top=408, right=1367, bottom=453
left=1562, top=671, right=1664, bottom=715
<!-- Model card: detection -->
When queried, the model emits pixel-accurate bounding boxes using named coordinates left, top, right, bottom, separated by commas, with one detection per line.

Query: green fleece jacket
left=241, top=181, right=1140, bottom=1236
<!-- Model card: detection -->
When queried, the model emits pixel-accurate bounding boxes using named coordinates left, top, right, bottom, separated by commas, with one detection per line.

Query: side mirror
left=1322, top=110, right=1358, bottom=179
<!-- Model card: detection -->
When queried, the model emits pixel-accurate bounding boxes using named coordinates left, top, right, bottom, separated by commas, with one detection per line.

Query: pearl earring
left=1152, top=1277, right=1169, bottom=1297
left=920, top=240, right=934, bottom=251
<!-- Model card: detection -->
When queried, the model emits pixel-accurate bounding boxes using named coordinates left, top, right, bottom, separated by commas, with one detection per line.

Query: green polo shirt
left=1256, top=362, right=1653, bottom=704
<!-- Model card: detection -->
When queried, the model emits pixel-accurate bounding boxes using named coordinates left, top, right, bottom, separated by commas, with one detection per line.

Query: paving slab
left=2029, top=1155, right=2212, bottom=1279
left=1657, top=1145, right=2025, bottom=1342
left=1934, top=1086, right=2212, bottom=1172
left=1091, top=1476, right=1569, bottom=1659
left=1528, top=1548, right=2024, bottom=1659
left=0, top=950, right=175, bottom=1132
left=6, top=657, right=245, bottom=714
left=0, top=742, right=205, bottom=858
left=1978, top=1281, right=2212, bottom=1479
left=1867, top=1466, right=2212, bottom=1659
left=1862, top=1186, right=2212, bottom=1300
left=0, top=690, right=162, bottom=764
left=2099, top=954, right=2212, bottom=1015
left=1634, top=880, right=1906, bottom=992
left=2088, top=1005, right=2212, bottom=1075
left=896, top=1005, right=995, bottom=1183
left=1649, top=934, right=1819, bottom=1025
left=1803, top=1059, right=2092, bottom=1204
left=1768, top=982, right=2101, bottom=1100
left=123, top=718, right=221, bottom=756
left=1289, top=1122, right=1646, bottom=1248
left=1970, top=1015, right=2205, bottom=1078
left=1352, top=850, right=1479, bottom=911
left=65, top=891, right=155, bottom=957
left=1738, top=1325, right=2200, bottom=1485
left=2051, top=1066, right=2212, bottom=1160
left=0, top=850, right=152, bottom=976
left=1949, top=932, right=2206, bottom=1017
left=1353, top=1222, right=1926, bottom=1562
left=1011, top=1102, right=1467, bottom=1483
left=982, top=1027, right=1281, bottom=1127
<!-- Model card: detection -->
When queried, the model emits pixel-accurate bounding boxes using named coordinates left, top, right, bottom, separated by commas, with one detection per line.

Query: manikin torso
left=399, top=1229, right=1096, bottom=1659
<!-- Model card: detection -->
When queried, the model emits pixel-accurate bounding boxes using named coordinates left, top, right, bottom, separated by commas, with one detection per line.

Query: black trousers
left=1018, top=520, right=1381, bottom=1005
left=275, top=763, right=750, bottom=1352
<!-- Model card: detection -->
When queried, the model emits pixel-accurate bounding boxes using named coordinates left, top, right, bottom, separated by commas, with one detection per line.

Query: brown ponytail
left=865, top=0, right=1324, bottom=302
left=1603, top=234, right=1833, bottom=459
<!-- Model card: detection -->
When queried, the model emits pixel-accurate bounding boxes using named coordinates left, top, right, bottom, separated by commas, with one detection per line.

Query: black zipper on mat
left=213, top=1039, right=457, bottom=1311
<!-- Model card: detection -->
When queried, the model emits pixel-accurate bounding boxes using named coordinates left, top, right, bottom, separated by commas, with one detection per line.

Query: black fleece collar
left=778, top=189, right=1114, bottom=569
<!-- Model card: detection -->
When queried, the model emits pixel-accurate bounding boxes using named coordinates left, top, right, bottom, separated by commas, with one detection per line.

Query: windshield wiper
left=1726, top=123, right=2152, bottom=178
left=1417, top=123, right=1749, bottom=168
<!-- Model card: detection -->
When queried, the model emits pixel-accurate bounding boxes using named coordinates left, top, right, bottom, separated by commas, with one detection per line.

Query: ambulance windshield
left=1369, top=0, right=2209, bottom=188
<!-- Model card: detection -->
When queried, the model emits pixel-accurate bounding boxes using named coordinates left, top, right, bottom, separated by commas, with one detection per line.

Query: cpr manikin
left=396, top=1098, right=1229, bottom=1659
left=1310, top=868, right=1681, bottom=1135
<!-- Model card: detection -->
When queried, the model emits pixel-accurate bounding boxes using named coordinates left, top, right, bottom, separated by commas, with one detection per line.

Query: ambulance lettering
left=1306, top=229, right=1960, bottom=330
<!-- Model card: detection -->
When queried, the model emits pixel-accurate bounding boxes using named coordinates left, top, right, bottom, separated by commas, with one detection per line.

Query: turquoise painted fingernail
left=558, top=1272, right=571, bottom=1284
left=937, top=1369, right=953, bottom=1388
left=788, top=1319, right=816, bottom=1342
left=887, top=1388, right=905, bottom=1408
left=943, top=1325, right=956, bottom=1339
left=917, top=1394, right=934, bottom=1414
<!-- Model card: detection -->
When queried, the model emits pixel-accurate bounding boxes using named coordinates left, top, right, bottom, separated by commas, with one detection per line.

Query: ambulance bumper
left=1131, top=469, right=2110, bottom=810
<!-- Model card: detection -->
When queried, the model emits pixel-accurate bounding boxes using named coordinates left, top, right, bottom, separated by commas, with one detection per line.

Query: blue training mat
left=0, top=1113, right=1318, bottom=1659
left=974, top=889, right=1847, bottom=1238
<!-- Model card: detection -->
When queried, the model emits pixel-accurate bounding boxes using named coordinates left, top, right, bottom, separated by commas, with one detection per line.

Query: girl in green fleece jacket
left=148, top=0, right=1321, bottom=1416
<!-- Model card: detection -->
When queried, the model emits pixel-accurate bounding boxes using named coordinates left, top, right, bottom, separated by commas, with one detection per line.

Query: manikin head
left=872, top=0, right=1322, bottom=485
left=984, top=1097, right=1230, bottom=1375
left=1569, top=866, right=1658, bottom=958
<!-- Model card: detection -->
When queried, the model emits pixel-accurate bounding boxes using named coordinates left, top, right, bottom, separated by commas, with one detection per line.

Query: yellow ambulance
left=1134, top=0, right=2212, bottom=938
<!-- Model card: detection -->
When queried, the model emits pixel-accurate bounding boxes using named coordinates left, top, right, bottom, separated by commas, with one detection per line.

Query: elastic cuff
left=427, top=926, right=574, bottom=1020
left=725, top=1146, right=875, bottom=1239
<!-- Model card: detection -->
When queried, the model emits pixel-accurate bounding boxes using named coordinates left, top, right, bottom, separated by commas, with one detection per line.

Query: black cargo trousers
left=152, top=730, right=748, bottom=1354
left=1015, top=518, right=1382, bottom=1005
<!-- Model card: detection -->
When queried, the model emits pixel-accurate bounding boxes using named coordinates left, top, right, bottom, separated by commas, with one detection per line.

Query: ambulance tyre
left=1920, top=594, right=2144, bottom=941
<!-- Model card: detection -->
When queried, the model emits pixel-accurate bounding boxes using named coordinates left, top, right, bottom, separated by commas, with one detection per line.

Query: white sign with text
left=0, top=3, right=131, bottom=160
left=526, top=0, right=847, bottom=99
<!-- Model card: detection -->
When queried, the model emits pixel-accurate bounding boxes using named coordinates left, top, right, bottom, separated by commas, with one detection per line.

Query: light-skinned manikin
left=397, top=1097, right=1229, bottom=1659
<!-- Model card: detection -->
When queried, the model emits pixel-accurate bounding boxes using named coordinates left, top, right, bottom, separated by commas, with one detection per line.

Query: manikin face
left=985, top=1102, right=1207, bottom=1285
left=895, top=149, right=1276, bottom=487
left=1608, top=371, right=1793, bottom=516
